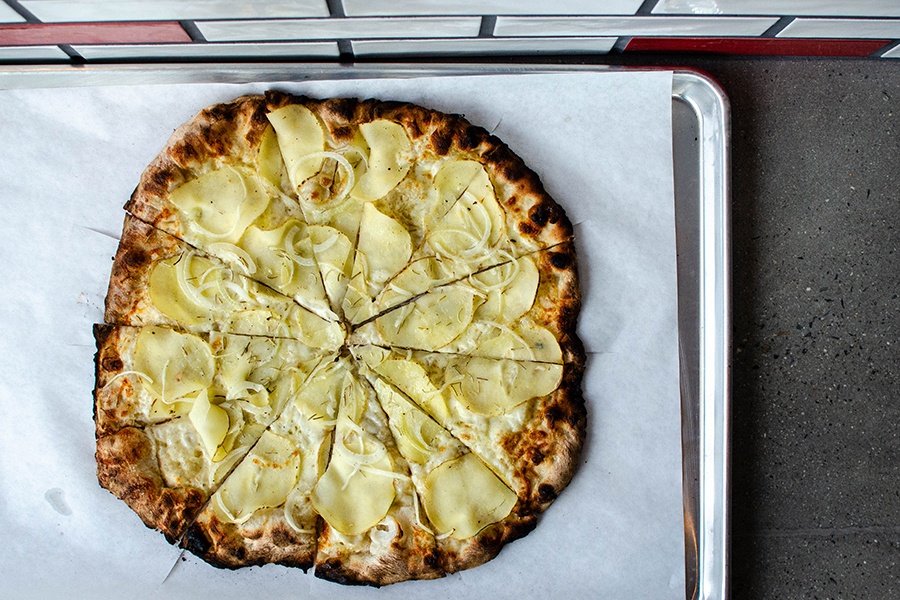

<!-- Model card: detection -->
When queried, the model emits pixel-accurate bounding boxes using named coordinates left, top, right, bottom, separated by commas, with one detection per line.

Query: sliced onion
left=283, top=225, right=317, bottom=267
left=206, top=242, right=257, bottom=276
left=284, top=486, right=316, bottom=534
left=176, top=252, right=217, bottom=310
left=292, top=151, right=356, bottom=210
left=102, top=369, right=153, bottom=390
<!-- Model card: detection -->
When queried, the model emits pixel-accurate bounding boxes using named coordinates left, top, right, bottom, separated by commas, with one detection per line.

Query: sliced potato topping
left=352, top=119, right=412, bottom=201
left=267, top=104, right=326, bottom=190
left=133, top=327, right=214, bottom=404
left=423, top=453, right=516, bottom=540
left=311, top=376, right=396, bottom=535
left=188, top=389, right=230, bottom=460
left=375, top=285, right=476, bottom=350
left=170, top=166, right=270, bottom=245
left=216, top=432, right=302, bottom=524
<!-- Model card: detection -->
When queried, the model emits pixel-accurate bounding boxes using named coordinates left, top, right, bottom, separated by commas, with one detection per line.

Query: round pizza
left=94, top=91, right=586, bottom=586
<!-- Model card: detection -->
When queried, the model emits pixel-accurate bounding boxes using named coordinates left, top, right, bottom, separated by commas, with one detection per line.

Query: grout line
left=872, top=39, right=900, bottom=57
left=611, top=36, right=631, bottom=53
left=4, top=0, right=40, bottom=23
left=57, top=43, right=82, bottom=60
left=337, top=39, right=353, bottom=63
left=734, top=525, right=900, bottom=539
left=761, top=16, right=795, bottom=38
left=325, top=0, right=346, bottom=19
left=479, top=16, right=497, bottom=38
left=179, top=20, right=206, bottom=43
left=635, top=0, right=661, bottom=16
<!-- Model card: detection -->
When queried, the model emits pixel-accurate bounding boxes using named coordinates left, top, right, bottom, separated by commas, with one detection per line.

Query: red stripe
left=0, top=22, right=190, bottom=46
left=625, top=37, right=892, bottom=57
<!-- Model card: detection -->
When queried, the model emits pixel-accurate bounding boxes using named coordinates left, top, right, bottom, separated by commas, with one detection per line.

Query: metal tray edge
left=0, top=62, right=733, bottom=600
left=672, top=70, right=732, bottom=600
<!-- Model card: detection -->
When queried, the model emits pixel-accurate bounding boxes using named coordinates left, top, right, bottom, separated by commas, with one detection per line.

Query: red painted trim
left=625, top=37, right=891, bottom=57
left=0, top=22, right=190, bottom=46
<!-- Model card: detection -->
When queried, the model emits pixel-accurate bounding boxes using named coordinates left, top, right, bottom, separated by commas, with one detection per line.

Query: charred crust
left=492, top=147, right=527, bottom=182
left=538, top=484, right=558, bottom=504
left=549, top=251, right=573, bottom=270
left=430, top=128, right=453, bottom=156
left=529, top=200, right=558, bottom=227
left=331, top=125, right=354, bottom=143
left=182, top=525, right=213, bottom=557
left=517, top=219, right=540, bottom=237
left=454, top=124, right=485, bottom=151
left=315, top=558, right=378, bottom=587
left=324, top=97, right=359, bottom=123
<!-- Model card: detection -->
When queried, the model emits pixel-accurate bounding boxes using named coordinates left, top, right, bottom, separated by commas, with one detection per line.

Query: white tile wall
left=0, top=45, right=69, bottom=60
left=777, top=18, right=900, bottom=39
left=198, top=17, right=482, bottom=42
left=73, top=41, right=340, bottom=60
left=494, top=16, right=778, bottom=37
left=343, top=0, right=644, bottom=17
left=352, top=36, right=617, bottom=56
left=19, top=0, right=329, bottom=23
left=882, top=43, right=900, bottom=58
left=652, top=0, right=900, bottom=18
left=0, top=3, right=25, bottom=23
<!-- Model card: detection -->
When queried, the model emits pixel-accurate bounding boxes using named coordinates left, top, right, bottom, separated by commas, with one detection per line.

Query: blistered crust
left=105, top=215, right=183, bottom=329
left=504, top=362, right=587, bottom=513
left=93, top=323, right=142, bottom=437
left=96, top=426, right=205, bottom=542
left=125, top=95, right=270, bottom=232
left=182, top=512, right=315, bottom=571
left=532, top=241, right=584, bottom=368
left=314, top=522, right=443, bottom=587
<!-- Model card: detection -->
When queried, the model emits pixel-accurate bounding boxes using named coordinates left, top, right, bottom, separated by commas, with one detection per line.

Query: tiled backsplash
left=1, top=0, right=899, bottom=62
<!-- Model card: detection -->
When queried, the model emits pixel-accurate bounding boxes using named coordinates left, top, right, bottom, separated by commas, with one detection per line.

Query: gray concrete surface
left=622, top=56, right=900, bottom=599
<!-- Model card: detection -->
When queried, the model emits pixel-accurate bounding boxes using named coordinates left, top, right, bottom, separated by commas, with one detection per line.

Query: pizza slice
left=349, top=243, right=582, bottom=366
left=311, top=369, right=442, bottom=586
left=359, top=134, right=575, bottom=322
left=106, top=215, right=343, bottom=351
left=94, top=324, right=325, bottom=540
left=355, top=346, right=585, bottom=513
left=364, top=371, right=537, bottom=574
left=263, top=93, right=436, bottom=325
left=124, top=95, right=336, bottom=321
left=182, top=357, right=348, bottom=569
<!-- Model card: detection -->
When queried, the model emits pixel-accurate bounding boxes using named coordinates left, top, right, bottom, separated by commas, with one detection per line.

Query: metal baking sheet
left=0, top=63, right=730, bottom=600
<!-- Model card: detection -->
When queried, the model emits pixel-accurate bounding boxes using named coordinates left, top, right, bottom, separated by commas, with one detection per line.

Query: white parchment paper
left=0, top=71, right=683, bottom=599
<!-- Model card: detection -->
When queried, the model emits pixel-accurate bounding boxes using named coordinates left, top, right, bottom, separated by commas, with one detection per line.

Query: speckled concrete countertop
left=609, top=56, right=900, bottom=599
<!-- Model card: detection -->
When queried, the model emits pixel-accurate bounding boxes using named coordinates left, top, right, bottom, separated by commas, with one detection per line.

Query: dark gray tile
left=732, top=532, right=900, bottom=600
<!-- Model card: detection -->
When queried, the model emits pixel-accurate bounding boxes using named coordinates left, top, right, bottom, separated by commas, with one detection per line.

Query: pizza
left=95, top=91, right=586, bottom=586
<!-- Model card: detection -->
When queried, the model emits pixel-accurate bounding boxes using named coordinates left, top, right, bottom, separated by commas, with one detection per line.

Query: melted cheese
left=423, top=453, right=516, bottom=540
